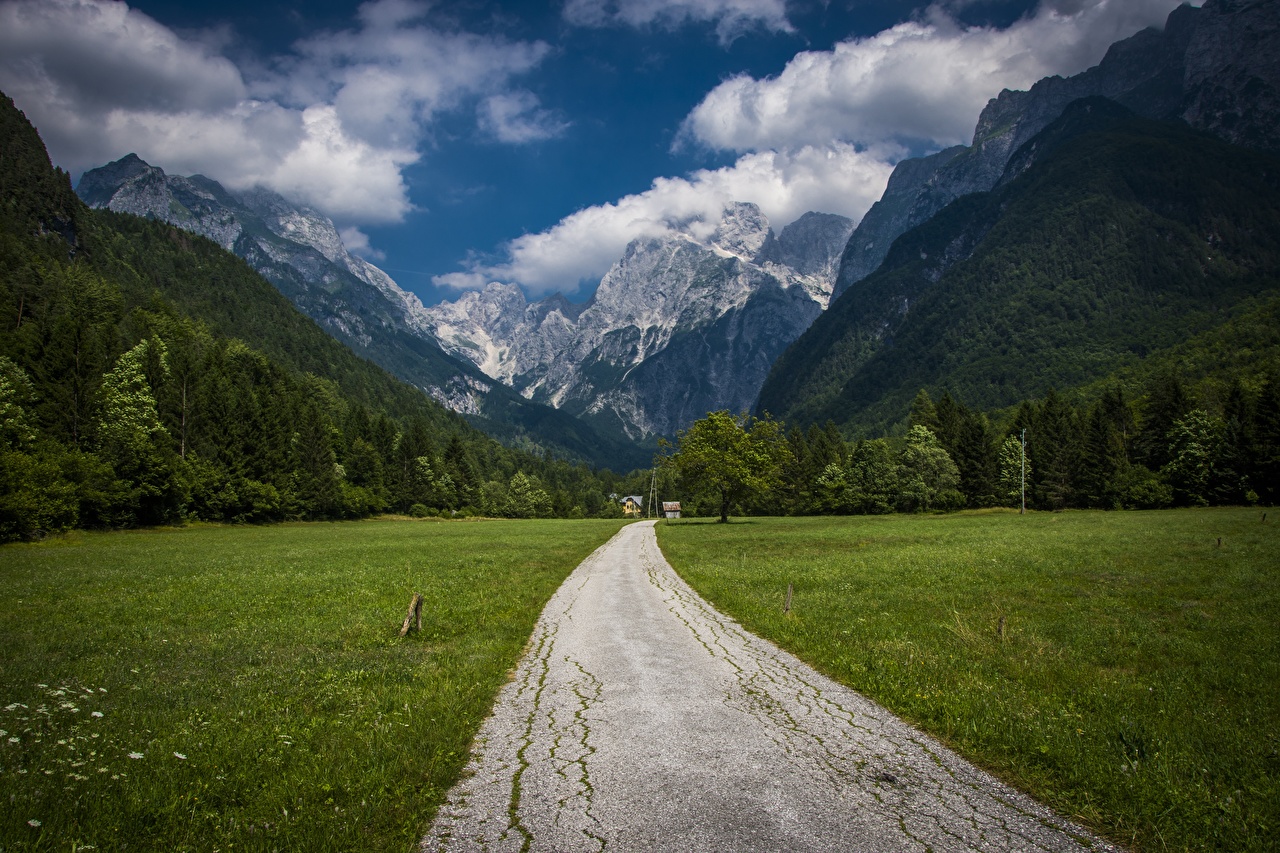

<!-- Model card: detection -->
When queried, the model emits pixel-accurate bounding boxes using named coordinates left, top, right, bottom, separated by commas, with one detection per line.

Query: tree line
left=662, top=374, right=1280, bottom=520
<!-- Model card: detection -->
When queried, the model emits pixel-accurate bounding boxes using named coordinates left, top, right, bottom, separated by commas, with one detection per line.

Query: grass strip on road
left=656, top=509, right=1279, bottom=852
left=0, top=517, right=627, bottom=852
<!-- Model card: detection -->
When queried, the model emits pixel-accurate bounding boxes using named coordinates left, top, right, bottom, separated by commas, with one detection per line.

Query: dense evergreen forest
left=668, top=371, right=1280, bottom=520
left=0, top=95, right=650, bottom=542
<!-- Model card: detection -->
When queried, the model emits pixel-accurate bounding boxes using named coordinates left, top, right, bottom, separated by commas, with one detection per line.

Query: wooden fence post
left=400, top=593, right=424, bottom=637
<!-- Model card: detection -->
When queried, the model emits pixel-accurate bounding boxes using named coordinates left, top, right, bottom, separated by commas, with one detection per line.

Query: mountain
left=424, top=205, right=853, bottom=439
left=756, top=97, right=1280, bottom=434
left=831, top=0, right=1280, bottom=303
left=0, top=91, right=644, bottom=534
left=75, top=156, right=648, bottom=470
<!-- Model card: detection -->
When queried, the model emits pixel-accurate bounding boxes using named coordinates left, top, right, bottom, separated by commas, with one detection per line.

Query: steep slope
left=425, top=205, right=852, bottom=438
left=831, top=0, right=1280, bottom=303
left=0, top=91, right=635, bottom=531
left=75, top=156, right=647, bottom=469
left=757, top=98, right=1280, bottom=433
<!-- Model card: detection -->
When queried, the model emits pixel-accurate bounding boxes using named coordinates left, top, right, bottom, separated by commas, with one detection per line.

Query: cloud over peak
left=436, top=142, right=894, bottom=296
left=679, top=0, right=1183, bottom=153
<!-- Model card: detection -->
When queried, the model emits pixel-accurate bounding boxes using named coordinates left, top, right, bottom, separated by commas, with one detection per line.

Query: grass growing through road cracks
left=656, top=509, right=1279, bottom=852
left=0, top=517, right=626, bottom=852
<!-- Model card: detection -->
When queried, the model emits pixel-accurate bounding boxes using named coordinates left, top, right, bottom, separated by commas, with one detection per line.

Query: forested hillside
left=0, top=95, right=645, bottom=541
left=757, top=99, right=1280, bottom=436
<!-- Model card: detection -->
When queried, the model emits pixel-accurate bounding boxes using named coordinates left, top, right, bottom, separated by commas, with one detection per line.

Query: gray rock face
left=75, top=155, right=489, bottom=409
left=425, top=203, right=853, bottom=438
left=831, top=0, right=1280, bottom=302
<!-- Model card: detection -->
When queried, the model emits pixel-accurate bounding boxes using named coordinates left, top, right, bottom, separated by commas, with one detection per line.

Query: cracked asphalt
left=422, top=521, right=1116, bottom=852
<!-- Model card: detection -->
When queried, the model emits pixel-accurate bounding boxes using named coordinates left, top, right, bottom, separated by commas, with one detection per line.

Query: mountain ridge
left=831, top=0, right=1280, bottom=303
left=75, top=155, right=650, bottom=469
left=424, top=203, right=853, bottom=438
left=756, top=96, right=1280, bottom=434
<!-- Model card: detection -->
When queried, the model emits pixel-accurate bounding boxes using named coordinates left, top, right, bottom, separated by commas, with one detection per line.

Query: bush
left=408, top=503, right=432, bottom=518
left=0, top=448, right=79, bottom=541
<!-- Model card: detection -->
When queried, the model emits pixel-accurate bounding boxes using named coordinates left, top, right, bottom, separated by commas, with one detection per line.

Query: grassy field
left=0, top=517, right=626, bottom=852
left=656, top=509, right=1279, bottom=852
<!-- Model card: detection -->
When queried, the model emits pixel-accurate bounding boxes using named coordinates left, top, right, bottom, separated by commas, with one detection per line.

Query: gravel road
left=422, top=521, right=1115, bottom=852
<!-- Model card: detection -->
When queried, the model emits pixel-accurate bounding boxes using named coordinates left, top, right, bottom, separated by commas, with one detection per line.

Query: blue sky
left=0, top=0, right=1184, bottom=305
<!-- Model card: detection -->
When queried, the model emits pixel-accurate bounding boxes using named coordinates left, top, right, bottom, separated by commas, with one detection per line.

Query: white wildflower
left=27, top=819, right=40, bottom=827
left=128, top=752, right=143, bottom=760
left=91, top=712, right=103, bottom=718
left=8, top=737, right=18, bottom=743
left=173, top=752, right=186, bottom=760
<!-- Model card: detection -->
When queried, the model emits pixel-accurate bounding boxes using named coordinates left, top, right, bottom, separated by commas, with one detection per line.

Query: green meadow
left=0, top=518, right=626, bottom=852
left=657, top=509, right=1280, bottom=851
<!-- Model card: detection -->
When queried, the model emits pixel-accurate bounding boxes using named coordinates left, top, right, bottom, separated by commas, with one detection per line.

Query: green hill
left=757, top=98, right=1280, bottom=435
left=0, top=93, right=639, bottom=540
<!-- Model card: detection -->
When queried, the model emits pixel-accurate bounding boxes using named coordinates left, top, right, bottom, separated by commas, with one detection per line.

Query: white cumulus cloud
left=680, top=0, right=1184, bottom=152
left=0, top=0, right=552, bottom=226
left=436, top=142, right=894, bottom=296
left=339, top=226, right=386, bottom=261
left=563, top=0, right=792, bottom=42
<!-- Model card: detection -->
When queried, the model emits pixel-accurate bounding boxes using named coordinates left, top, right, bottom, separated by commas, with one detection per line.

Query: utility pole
left=648, top=468, right=658, bottom=519
left=1020, top=428, right=1027, bottom=515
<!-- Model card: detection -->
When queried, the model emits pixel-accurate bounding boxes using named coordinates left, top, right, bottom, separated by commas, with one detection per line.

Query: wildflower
left=91, top=712, right=104, bottom=718
left=128, top=752, right=143, bottom=759
left=27, top=819, right=40, bottom=828
left=8, top=737, right=18, bottom=743
left=174, top=752, right=187, bottom=760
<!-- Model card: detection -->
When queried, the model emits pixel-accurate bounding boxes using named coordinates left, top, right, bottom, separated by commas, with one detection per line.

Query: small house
left=662, top=501, right=681, bottom=519
left=621, top=495, right=644, bottom=517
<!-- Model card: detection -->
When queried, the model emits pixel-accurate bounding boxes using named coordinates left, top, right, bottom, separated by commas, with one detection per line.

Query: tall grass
left=657, top=509, right=1279, bottom=851
left=0, top=518, right=626, bottom=851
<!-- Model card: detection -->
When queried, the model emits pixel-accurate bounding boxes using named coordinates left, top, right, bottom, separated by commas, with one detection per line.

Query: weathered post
left=400, top=593, right=424, bottom=637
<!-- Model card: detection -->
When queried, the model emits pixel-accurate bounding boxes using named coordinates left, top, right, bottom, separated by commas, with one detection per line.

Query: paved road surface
left=422, top=521, right=1114, bottom=852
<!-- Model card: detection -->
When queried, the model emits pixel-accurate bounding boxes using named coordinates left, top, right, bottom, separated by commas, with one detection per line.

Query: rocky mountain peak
left=423, top=200, right=852, bottom=437
left=706, top=201, right=772, bottom=261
